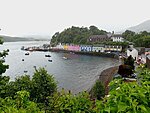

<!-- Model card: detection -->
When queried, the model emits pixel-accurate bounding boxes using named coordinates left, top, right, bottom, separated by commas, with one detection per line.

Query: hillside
left=0, top=35, right=35, bottom=42
left=0, top=35, right=50, bottom=42
left=128, top=20, right=150, bottom=32
left=50, top=26, right=107, bottom=46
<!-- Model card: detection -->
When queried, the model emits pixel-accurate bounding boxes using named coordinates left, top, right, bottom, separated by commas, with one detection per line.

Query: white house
left=92, top=45, right=105, bottom=52
left=56, top=43, right=64, bottom=49
left=111, top=34, right=124, bottom=42
left=127, top=46, right=138, bottom=60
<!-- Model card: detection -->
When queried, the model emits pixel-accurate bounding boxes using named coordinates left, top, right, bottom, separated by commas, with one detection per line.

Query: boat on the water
left=21, top=46, right=24, bottom=50
left=45, top=55, right=51, bottom=57
left=48, top=59, right=52, bottom=62
left=25, top=52, right=29, bottom=55
left=62, top=57, right=68, bottom=60
left=24, top=70, right=28, bottom=73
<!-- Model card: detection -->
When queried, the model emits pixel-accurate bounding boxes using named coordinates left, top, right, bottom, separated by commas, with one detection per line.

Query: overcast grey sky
left=0, top=0, right=150, bottom=37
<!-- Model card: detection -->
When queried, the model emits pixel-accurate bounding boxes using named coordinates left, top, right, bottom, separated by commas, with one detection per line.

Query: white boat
left=62, top=57, right=68, bottom=60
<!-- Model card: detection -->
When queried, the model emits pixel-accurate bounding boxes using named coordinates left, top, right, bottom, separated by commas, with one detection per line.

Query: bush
left=31, top=68, right=57, bottom=104
left=90, top=80, right=105, bottom=100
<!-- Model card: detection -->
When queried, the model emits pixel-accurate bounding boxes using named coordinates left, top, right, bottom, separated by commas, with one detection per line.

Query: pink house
left=68, top=45, right=80, bottom=51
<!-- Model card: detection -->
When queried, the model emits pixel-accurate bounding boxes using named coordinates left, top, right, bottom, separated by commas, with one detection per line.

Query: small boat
left=25, top=52, right=29, bottom=55
left=21, top=46, right=24, bottom=50
left=48, top=59, right=52, bottom=62
left=62, top=57, right=68, bottom=60
left=45, top=55, right=51, bottom=57
left=24, top=70, right=28, bottom=73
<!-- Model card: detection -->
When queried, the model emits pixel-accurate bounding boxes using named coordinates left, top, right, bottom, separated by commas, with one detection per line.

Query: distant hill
left=128, top=20, right=150, bottom=32
left=0, top=35, right=35, bottom=42
left=0, top=35, right=50, bottom=42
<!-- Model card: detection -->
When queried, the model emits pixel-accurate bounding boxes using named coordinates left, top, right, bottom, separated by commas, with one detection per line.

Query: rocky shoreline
left=98, top=66, right=119, bottom=94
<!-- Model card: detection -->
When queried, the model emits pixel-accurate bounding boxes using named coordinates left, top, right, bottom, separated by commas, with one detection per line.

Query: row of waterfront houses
left=53, top=43, right=122, bottom=52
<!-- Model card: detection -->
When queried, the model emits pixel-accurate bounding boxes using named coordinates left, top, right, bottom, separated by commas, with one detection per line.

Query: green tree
left=123, top=30, right=150, bottom=47
left=124, top=55, right=135, bottom=70
left=90, top=80, right=105, bottom=100
left=5, top=75, right=33, bottom=98
left=0, top=37, right=9, bottom=75
left=89, top=25, right=107, bottom=35
left=31, top=68, right=57, bottom=104
left=50, top=26, right=107, bottom=45
left=0, top=37, right=9, bottom=99
left=122, top=30, right=135, bottom=42
left=48, top=90, right=93, bottom=113
left=0, top=91, right=44, bottom=113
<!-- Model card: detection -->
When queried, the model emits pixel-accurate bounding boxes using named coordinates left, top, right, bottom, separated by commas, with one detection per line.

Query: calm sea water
left=0, top=41, right=120, bottom=93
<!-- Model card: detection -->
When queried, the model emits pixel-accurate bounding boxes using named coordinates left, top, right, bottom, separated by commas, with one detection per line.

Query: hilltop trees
left=122, top=30, right=150, bottom=47
left=50, top=26, right=107, bottom=46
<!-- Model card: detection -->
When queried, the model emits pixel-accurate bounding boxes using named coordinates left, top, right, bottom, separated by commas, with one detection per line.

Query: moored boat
left=25, top=52, right=29, bottom=55
left=48, top=59, right=52, bottom=62
left=45, top=55, right=51, bottom=57
left=62, top=57, right=68, bottom=60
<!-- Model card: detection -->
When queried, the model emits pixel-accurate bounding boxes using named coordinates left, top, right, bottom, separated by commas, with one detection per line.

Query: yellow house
left=63, top=45, right=68, bottom=50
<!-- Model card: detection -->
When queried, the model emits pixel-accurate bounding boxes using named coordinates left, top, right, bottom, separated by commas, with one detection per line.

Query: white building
left=55, top=43, right=64, bottom=49
left=127, top=46, right=138, bottom=60
left=111, top=34, right=124, bottom=42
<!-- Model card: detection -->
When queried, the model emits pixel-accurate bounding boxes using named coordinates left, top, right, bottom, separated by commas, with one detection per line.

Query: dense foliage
left=122, top=30, right=150, bottom=47
left=50, top=26, right=107, bottom=46
left=48, top=90, right=94, bottom=113
left=0, top=38, right=9, bottom=75
left=0, top=67, right=150, bottom=112
left=90, top=80, right=105, bottom=100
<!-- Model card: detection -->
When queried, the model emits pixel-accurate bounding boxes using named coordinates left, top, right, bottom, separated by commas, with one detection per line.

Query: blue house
left=80, top=45, right=93, bottom=52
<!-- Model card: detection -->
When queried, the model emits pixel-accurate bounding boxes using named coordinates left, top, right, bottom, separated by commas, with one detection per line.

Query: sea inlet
left=1, top=41, right=121, bottom=94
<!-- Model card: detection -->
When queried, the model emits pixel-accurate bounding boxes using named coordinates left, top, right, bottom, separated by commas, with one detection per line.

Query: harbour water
left=0, top=41, right=120, bottom=93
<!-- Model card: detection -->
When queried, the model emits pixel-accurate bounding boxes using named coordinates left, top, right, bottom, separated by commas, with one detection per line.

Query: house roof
left=127, top=47, right=138, bottom=52
left=89, top=35, right=109, bottom=39
left=93, top=44, right=105, bottom=47
left=111, top=34, right=123, bottom=37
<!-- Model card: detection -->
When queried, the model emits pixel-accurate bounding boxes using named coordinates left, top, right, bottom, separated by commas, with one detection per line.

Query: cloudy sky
left=0, top=0, right=150, bottom=37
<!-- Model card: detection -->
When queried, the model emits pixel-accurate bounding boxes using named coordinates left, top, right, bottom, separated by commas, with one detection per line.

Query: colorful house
left=104, top=45, right=122, bottom=52
left=80, top=45, right=93, bottom=52
left=92, top=45, right=105, bottom=52
left=68, top=45, right=80, bottom=51
left=63, top=44, right=69, bottom=50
